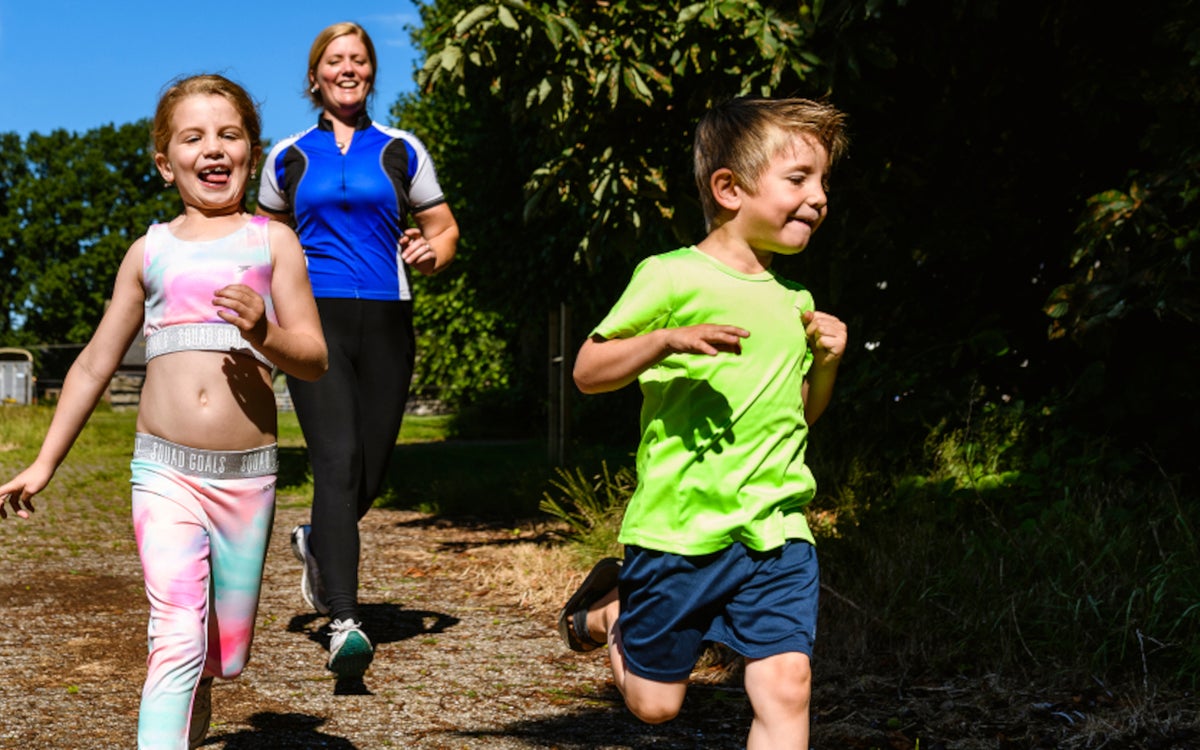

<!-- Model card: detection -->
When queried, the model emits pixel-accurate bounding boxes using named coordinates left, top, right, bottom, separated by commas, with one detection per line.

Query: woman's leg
left=353, top=300, right=413, bottom=518
left=288, top=299, right=366, bottom=622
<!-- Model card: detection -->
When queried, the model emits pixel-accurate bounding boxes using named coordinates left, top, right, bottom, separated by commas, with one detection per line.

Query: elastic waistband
left=144, top=323, right=272, bottom=367
left=133, top=433, right=278, bottom=479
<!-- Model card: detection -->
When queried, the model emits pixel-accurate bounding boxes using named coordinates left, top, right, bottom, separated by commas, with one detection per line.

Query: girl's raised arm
left=0, top=239, right=147, bottom=518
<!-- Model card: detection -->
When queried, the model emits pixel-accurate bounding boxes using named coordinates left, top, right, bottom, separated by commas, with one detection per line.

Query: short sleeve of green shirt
left=594, top=247, right=818, bottom=556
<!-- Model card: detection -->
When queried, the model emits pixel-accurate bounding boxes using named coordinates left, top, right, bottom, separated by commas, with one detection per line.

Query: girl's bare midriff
left=136, top=350, right=277, bottom=451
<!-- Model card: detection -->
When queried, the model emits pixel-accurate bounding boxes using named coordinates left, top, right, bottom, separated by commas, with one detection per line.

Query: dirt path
left=1, top=482, right=1196, bottom=749
left=0, top=493, right=762, bottom=750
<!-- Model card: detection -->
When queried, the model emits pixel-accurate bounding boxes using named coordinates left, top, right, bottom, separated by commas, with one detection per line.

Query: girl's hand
left=214, top=284, right=269, bottom=348
left=0, top=464, right=53, bottom=520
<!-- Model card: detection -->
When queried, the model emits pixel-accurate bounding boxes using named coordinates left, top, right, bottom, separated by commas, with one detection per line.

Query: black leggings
left=287, top=298, right=415, bottom=621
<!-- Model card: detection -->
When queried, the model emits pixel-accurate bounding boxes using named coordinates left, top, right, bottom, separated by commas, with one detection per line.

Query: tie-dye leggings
left=130, top=434, right=277, bottom=749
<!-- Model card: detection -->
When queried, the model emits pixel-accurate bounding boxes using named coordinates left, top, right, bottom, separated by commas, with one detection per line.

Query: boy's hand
left=0, top=465, right=52, bottom=520
left=666, top=324, right=750, bottom=356
left=803, top=310, right=847, bottom=366
left=214, top=284, right=269, bottom=348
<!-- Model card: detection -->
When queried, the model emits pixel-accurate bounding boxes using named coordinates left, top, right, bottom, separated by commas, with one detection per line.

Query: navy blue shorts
left=616, top=540, right=819, bottom=683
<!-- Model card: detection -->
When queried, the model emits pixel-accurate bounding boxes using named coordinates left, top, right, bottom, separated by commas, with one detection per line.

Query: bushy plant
left=539, top=462, right=634, bottom=561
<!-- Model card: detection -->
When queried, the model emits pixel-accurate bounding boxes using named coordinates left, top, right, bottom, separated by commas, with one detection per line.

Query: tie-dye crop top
left=142, top=216, right=277, bottom=367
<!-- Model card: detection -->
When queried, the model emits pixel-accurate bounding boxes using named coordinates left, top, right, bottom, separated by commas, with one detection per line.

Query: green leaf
left=498, top=5, right=519, bottom=29
left=455, top=5, right=496, bottom=35
left=622, top=66, right=653, bottom=103
left=677, top=3, right=706, bottom=23
left=543, top=14, right=563, bottom=48
left=439, top=45, right=463, bottom=72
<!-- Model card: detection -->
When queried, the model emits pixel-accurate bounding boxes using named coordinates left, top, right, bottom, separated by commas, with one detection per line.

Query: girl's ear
left=154, top=152, right=174, bottom=185
left=710, top=167, right=741, bottom=211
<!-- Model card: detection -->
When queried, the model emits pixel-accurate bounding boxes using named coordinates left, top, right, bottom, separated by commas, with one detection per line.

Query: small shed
left=110, top=330, right=147, bottom=407
left=1, top=348, right=35, bottom=405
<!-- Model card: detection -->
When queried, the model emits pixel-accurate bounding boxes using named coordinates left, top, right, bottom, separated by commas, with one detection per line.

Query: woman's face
left=310, top=33, right=374, bottom=118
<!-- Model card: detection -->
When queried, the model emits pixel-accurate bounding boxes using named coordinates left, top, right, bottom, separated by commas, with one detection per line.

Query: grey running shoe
left=327, top=618, right=374, bottom=678
left=188, top=676, right=213, bottom=749
left=290, top=524, right=329, bottom=615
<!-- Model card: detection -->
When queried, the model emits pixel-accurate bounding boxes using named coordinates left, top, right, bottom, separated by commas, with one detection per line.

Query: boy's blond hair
left=694, top=97, right=849, bottom=226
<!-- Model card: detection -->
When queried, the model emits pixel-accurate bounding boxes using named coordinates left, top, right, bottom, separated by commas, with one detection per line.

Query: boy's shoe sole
left=557, top=557, right=622, bottom=652
left=290, top=524, right=330, bottom=615
left=327, top=619, right=374, bottom=678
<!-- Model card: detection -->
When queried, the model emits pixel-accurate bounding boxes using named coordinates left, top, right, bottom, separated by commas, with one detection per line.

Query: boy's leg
left=568, top=549, right=708, bottom=724
left=579, top=588, right=689, bottom=724
left=720, top=540, right=819, bottom=750
left=743, top=651, right=812, bottom=750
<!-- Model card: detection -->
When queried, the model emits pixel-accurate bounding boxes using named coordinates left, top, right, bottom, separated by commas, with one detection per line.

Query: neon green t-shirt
left=593, top=246, right=818, bottom=556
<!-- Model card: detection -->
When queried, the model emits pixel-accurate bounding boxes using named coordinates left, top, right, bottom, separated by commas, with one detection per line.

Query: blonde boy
left=560, top=97, right=849, bottom=749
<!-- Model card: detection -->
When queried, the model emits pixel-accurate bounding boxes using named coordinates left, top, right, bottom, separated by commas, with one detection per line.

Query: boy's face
left=738, top=133, right=830, bottom=256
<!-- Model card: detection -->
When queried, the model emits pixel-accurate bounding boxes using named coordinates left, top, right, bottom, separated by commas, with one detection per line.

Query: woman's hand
left=399, top=228, right=437, bottom=272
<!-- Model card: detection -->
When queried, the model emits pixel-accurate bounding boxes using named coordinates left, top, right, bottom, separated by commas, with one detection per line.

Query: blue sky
left=0, top=1, right=424, bottom=144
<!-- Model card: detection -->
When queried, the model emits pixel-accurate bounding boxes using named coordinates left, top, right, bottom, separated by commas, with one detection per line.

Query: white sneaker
left=188, top=676, right=213, bottom=749
left=327, top=618, right=374, bottom=678
left=290, top=524, right=329, bottom=615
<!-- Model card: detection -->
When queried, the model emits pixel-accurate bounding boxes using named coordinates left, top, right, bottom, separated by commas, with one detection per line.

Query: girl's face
left=154, top=94, right=257, bottom=215
left=310, top=33, right=374, bottom=119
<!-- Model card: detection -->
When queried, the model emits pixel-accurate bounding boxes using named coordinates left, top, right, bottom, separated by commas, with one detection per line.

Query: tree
left=0, top=122, right=177, bottom=373
left=406, top=0, right=837, bottom=432
left=410, top=0, right=1199, bottom=475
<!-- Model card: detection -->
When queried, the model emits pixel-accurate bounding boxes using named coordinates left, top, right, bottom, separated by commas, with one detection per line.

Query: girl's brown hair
left=151, top=74, right=262, bottom=157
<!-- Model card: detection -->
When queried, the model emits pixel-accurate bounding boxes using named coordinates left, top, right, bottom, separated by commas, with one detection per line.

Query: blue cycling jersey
left=258, top=114, right=446, bottom=301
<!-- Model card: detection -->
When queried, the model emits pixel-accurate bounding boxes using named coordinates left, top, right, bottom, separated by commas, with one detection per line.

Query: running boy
left=0, top=75, right=327, bottom=749
left=559, top=97, right=849, bottom=749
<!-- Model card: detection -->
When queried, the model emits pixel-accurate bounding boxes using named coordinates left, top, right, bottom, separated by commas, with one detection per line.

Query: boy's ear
left=710, top=167, right=741, bottom=211
left=153, top=152, right=173, bottom=184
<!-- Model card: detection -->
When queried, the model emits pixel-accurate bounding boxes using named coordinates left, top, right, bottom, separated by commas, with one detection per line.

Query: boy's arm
left=574, top=324, right=750, bottom=394
left=215, top=222, right=328, bottom=382
left=801, top=310, right=848, bottom=425
left=1, top=241, right=146, bottom=519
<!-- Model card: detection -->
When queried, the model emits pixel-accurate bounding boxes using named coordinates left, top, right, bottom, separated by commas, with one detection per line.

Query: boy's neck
left=696, top=227, right=775, bottom=275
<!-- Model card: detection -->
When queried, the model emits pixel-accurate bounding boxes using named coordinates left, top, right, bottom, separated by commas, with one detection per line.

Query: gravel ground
left=0, top=490, right=761, bottom=750
left=1, top=473, right=1196, bottom=749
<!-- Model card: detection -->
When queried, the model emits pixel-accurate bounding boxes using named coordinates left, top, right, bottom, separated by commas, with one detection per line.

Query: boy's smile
left=739, top=133, right=830, bottom=258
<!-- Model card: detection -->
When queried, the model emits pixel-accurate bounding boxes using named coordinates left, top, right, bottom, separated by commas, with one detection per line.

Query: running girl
left=0, top=74, right=327, bottom=749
